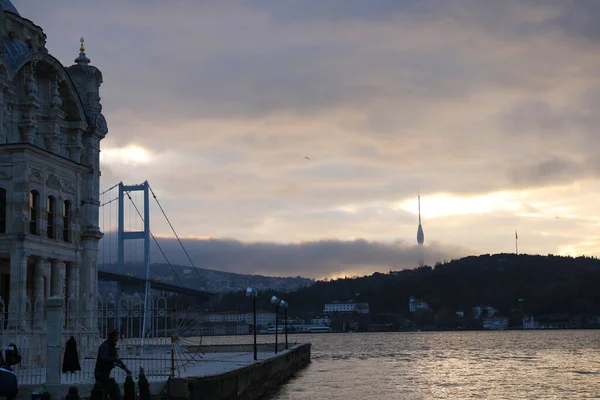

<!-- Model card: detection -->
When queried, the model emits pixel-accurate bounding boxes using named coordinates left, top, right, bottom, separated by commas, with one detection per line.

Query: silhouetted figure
left=0, top=344, right=21, bottom=400
left=123, top=375, right=135, bottom=400
left=90, top=382, right=105, bottom=400
left=94, top=330, right=131, bottom=400
left=66, top=387, right=80, bottom=400
left=138, top=368, right=151, bottom=400
left=63, top=336, right=81, bottom=373
left=3, top=345, right=20, bottom=367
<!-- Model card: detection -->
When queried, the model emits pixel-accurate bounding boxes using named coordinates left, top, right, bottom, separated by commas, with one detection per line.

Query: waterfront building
left=311, top=317, right=331, bottom=326
left=324, top=301, right=370, bottom=314
left=198, top=321, right=250, bottom=336
left=472, top=305, right=497, bottom=319
left=482, top=317, right=509, bottom=330
left=0, top=1, right=106, bottom=327
left=522, top=315, right=539, bottom=329
left=408, top=296, right=429, bottom=312
left=200, top=310, right=277, bottom=328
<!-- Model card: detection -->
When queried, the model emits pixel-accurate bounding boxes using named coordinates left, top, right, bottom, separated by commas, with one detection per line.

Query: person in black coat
left=95, top=330, right=132, bottom=400
left=62, top=336, right=81, bottom=373
left=0, top=348, right=19, bottom=400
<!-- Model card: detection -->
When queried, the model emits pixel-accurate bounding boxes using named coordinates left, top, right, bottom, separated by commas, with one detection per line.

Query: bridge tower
left=117, top=181, right=151, bottom=337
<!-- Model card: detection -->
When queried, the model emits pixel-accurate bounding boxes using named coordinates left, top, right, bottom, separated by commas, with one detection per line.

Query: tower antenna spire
left=416, top=191, right=425, bottom=267
left=418, top=191, right=421, bottom=225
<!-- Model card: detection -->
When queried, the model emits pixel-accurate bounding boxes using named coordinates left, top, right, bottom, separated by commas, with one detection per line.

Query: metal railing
left=0, top=293, right=175, bottom=385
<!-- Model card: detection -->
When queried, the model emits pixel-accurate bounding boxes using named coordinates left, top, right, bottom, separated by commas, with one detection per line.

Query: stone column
left=65, top=262, right=78, bottom=330
left=80, top=242, right=99, bottom=331
left=33, top=257, right=45, bottom=328
left=45, top=296, right=63, bottom=399
left=79, top=254, right=89, bottom=299
left=50, top=259, right=65, bottom=298
left=80, top=242, right=99, bottom=299
left=8, top=247, right=27, bottom=329
left=67, top=262, right=80, bottom=300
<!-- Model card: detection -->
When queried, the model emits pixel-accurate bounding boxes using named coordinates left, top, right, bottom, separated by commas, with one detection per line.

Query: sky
left=14, top=0, right=600, bottom=279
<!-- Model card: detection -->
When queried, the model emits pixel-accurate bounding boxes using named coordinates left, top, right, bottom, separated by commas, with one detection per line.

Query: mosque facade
left=0, top=1, right=106, bottom=327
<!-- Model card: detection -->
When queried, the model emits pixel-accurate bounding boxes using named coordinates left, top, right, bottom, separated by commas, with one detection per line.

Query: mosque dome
left=0, top=0, right=19, bottom=15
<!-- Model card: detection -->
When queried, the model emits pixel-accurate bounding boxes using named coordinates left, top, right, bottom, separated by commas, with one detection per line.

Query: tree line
left=212, top=253, right=600, bottom=325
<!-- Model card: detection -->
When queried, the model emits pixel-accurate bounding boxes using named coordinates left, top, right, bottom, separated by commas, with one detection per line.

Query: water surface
left=207, top=330, right=600, bottom=399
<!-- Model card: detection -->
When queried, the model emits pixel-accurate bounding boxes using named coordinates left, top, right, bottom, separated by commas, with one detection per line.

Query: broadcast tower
left=416, top=193, right=425, bottom=267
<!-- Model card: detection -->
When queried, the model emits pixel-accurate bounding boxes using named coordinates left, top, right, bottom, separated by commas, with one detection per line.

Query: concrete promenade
left=15, top=343, right=311, bottom=400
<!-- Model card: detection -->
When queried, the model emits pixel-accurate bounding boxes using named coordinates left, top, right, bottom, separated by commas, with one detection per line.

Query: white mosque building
left=0, top=0, right=107, bottom=328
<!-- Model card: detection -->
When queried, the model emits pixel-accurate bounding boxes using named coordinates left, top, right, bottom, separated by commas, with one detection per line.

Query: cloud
left=13, top=0, right=600, bottom=275
left=506, top=157, right=583, bottom=187
left=98, top=236, right=469, bottom=279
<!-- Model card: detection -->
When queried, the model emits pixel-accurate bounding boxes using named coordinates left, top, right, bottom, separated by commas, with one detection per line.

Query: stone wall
left=168, top=343, right=311, bottom=400
left=189, top=343, right=288, bottom=354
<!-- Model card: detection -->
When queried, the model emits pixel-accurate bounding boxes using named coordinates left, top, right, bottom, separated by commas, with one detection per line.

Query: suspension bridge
left=98, top=181, right=216, bottom=303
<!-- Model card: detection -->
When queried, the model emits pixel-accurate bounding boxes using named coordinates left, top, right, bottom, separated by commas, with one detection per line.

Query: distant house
left=482, top=317, right=509, bottom=330
left=200, top=311, right=276, bottom=327
left=199, top=321, right=250, bottom=336
left=408, top=296, right=429, bottom=312
left=311, top=317, right=331, bottom=326
left=472, top=305, right=496, bottom=319
left=522, top=316, right=539, bottom=329
left=324, top=301, right=370, bottom=314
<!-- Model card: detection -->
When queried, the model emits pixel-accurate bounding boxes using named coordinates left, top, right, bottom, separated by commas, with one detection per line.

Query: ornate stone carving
left=25, top=62, right=37, bottom=97
left=66, top=39, right=104, bottom=115
left=19, top=64, right=41, bottom=144
left=63, top=180, right=76, bottom=194
left=29, top=168, right=43, bottom=183
left=45, top=108, right=66, bottom=154
left=50, top=75, right=62, bottom=109
left=46, top=175, right=61, bottom=190
left=67, top=130, right=83, bottom=162
left=0, top=169, right=12, bottom=180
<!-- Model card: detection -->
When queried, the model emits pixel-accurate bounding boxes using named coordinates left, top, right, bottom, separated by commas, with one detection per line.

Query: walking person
left=0, top=344, right=20, bottom=400
left=94, top=330, right=132, bottom=400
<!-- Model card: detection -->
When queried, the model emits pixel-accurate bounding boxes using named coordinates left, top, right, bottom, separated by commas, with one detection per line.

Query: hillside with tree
left=213, top=253, right=600, bottom=329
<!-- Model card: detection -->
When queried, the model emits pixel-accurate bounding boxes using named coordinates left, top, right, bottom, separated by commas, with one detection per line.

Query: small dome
left=0, top=0, right=19, bottom=15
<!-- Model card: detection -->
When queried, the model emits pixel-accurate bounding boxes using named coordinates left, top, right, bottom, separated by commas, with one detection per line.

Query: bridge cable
left=109, top=194, right=113, bottom=272
left=124, top=191, right=182, bottom=283
left=99, top=196, right=119, bottom=207
left=147, top=184, right=205, bottom=283
left=100, top=182, right=121, bottom=197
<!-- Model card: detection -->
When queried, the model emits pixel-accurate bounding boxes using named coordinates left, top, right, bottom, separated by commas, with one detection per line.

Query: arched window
left=29, top=190, right=39, bottom=235
left=0, top=188, right=6, bottom=234
left=47, top=196, right=56, bottom=239
left=63, top=200, right=71, bottom=242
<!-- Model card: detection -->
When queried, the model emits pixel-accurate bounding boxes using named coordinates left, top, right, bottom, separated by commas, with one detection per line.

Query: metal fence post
left=46, top=296, right=64, bottom=399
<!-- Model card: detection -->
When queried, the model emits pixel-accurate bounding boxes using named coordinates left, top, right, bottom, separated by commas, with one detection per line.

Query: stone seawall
left=191, top=343, right=289, bottom=354
left=166, top=343, right=311, bottom=400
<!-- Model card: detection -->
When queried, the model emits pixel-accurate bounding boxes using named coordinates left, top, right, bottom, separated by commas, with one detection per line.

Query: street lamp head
left=270, top=295, right=281, bottom=306
left=280, top=300, right=288, bottom=308
left=246, top=287, right=258, bottom=297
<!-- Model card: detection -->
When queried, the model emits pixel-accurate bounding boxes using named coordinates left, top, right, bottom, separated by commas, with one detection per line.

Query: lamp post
left=270, top=296, right=282, bottom=354
left=280, top=300, right=289, bottom=350
left=246, top=287, right=258, bottom=361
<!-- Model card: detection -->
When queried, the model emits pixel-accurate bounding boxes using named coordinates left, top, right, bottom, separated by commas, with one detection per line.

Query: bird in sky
left=305, top=156, right=310, bottom=160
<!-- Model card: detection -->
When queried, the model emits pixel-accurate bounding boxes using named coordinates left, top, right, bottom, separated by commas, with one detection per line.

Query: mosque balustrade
left=4, top=252, right=81, bottom=332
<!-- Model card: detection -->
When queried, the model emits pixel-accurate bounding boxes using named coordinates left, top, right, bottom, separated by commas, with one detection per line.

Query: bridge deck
left=98, top=270, right=216, bottom=299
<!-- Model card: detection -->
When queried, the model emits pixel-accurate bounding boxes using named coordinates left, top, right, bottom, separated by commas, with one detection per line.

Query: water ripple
left=257, top=330, right=600, bottom=399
